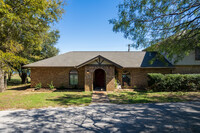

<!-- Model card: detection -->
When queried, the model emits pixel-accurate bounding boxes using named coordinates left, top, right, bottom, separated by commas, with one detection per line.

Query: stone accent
left=31, top=67, right=84, bottom=88
left=84, top=65, right=115, bottom=91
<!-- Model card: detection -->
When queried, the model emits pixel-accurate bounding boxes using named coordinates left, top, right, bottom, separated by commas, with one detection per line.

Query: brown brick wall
left=78, top=67, right=85, bottom=88
left=117, top=68, right=173, bottom=88
left=30, top=65, right=200, bottom=91
left=173, top=66, right=200, bottom=74
left=117, top=66, right=200, bottom=88
left=31, top=67, right=84, bottom=88
left=84, top=65, right=115, bottom=91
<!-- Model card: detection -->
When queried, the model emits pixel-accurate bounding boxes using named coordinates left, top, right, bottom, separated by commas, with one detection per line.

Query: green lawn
left=0, top=90, right=92, bottom=110
left=0, top=74, right=92, bottom=110
left=108, top=91, right=200, bottom=104
left=4, top=74, right=200, bottom=109
left=7, top=74, right=30, bottom=88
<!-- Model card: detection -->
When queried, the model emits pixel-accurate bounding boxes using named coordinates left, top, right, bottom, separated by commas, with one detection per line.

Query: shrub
left=48, top=81, right=55, bottom=90
left=114, top=79, right=118, bottom=88
left=133, top=85, right=137, bottom=89
left=147, top=73, right=200, bottom=92
left=35, top=83, right=42, bottom=90
left=147, top=73, right=164, bottom=87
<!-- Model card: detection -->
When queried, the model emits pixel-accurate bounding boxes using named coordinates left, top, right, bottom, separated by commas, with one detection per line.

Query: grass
left=0, top=74, right=92, bottom=110
left=108, top=91, right=200, bottom=104
left=7, top=74, right=30, bottom=88
left=0, top=90, right=92, bottom=110
left=3, top=74, right=200, bottom=109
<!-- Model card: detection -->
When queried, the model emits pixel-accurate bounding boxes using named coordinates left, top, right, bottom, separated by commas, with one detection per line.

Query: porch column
left=84, top=66, right=93, bottom=91
left=105, top=66, right=115, bottom=91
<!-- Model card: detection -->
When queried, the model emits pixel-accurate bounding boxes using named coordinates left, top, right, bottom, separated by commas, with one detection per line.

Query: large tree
left=15, top=30, right=60, bottom=83
left=0, top=0, right=64, bottom=83
left=40, top=30, right=60, bottom=59
left=110, top=0, right=200, bottom=62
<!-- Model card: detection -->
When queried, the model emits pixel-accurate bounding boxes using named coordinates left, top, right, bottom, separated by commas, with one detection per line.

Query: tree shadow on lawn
left=126, top=96, right=184, bottom=104
left=53, top=88, right=85, bottom=92
left=8, top=87, right=84, bottom=92
left=7, top=85, right=31, bottom=91
left=47, top=94, right=92, bottom=106
left=109, top=91, right=187, bottom=104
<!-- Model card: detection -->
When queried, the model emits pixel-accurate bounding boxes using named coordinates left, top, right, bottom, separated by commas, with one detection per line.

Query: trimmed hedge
left=147, top=73, right=200, bottom=92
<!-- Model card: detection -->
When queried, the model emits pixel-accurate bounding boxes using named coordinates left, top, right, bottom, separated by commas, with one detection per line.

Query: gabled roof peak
left=76, top=55, right=123, bottom=68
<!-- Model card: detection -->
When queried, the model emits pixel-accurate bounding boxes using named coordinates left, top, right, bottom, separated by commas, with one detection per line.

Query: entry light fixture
left=87, top=70, right=90, bottom=74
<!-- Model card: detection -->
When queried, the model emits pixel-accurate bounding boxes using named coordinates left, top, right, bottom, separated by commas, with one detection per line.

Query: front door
left=94, top=69, right=106, bottom=91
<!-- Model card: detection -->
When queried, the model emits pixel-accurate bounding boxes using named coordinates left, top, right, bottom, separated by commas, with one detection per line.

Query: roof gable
left=140, top=52, right=173, bottom=67
left=76, top=55, right=123, bottom=68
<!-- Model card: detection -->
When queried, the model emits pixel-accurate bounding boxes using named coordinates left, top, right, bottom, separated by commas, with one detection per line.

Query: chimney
left=128, top=44, right=130, bottom=52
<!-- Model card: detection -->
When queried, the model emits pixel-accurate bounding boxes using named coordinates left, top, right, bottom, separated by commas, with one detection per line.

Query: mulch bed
left=25, top=88, right=84, bottom=92
left=25, top=88, right=55, bottom=92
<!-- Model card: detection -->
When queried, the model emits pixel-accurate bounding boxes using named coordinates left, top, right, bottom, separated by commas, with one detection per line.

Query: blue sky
left=55, top=0, right=139, bottom=54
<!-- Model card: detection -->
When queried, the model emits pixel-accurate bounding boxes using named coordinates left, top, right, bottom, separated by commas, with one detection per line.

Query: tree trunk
left=4, top=73, right=7, bottom=89
left=0, top=70, right=5, bottom=92
left=8, top=71, right=12, bottom=81
left=20, top=72, right=27, bottom=84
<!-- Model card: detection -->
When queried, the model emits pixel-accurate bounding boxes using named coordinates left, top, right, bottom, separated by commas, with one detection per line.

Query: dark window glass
left=122, top=71, right=131, bottom=86
left=69, top=70, right=78, bottom=85
left=195, top=47, right=200, bottom=60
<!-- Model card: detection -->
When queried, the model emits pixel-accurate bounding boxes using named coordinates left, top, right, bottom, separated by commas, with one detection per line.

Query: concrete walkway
left=92, top=92, right=110, bottom=103
left=0, top=102, right=200, bottom=133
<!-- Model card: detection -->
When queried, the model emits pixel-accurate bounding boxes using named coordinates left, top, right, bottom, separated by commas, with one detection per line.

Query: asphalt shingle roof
left=23, top=51, right=173, bottom=68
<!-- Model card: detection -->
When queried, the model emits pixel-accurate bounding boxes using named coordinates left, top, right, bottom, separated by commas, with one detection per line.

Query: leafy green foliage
left=35, top=83, right=42, bottom=90
left=110, top=0, right=200, bottom=62
left=0, top=0, right=64, bottom=54
left=48, top=81, right=55, bottom=90
left=0, top=0, right=64, bottom=83
left=147, top=73, right=164, bottom=87
left=40, top=30, right=60, bottom=59
left=0, top=0, right=64, bottom=62
left=0, top=51, right=28, bottom=71
left=147, top=73, right=200, bottom=91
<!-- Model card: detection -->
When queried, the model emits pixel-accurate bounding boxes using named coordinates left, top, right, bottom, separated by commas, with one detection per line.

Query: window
left=69, top=70, right=78, bottom=85
left=122, top=71, right=131, bottom=86
left=195, top=47, right=200, bottom=60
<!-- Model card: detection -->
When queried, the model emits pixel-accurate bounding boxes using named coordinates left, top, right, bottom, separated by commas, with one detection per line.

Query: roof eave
left=22, top=66, right=76, bottom=68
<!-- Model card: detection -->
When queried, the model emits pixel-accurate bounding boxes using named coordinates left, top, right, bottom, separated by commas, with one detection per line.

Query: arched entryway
left=93, top=69, right=106, bottom=91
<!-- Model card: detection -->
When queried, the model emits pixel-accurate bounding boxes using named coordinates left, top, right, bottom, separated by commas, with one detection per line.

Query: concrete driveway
left=0, top=102, right=200, bottom=133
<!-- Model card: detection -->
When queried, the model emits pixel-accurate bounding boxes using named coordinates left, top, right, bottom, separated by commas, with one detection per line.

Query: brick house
left=24, top=50, right=200, bottom=91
